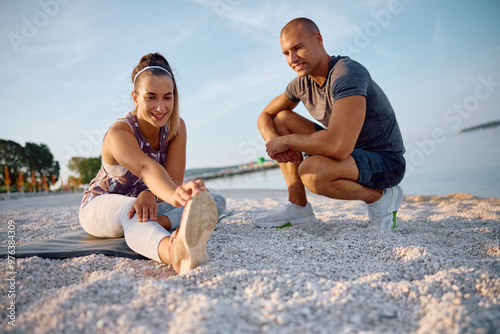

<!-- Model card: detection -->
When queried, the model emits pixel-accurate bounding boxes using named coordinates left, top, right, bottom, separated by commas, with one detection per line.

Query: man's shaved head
left=281, top=18, right=321, bottom=39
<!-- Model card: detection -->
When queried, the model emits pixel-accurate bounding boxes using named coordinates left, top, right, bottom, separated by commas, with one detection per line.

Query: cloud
left=190, top=0, right=357, bottom=47
left=182, top=58, right=289, bottom=130
left=431, top=14, right=446, bottom=60
left=166, top=25, right=199, bottom=47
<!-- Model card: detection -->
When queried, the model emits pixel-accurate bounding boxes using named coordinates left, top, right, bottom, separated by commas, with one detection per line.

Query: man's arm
left=266, top=95, right=366, bottom=161
left=257, top=93, right=298, bottom=142
left=257, top=94, right=302, bottom=163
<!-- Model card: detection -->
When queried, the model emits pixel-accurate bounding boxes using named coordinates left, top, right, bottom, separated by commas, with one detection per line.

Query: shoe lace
left=274, top=203, right=293, bottom=216
left=257, top=203, right=291, bottom=220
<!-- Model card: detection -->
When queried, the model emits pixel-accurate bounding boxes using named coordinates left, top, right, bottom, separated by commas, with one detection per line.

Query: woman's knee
left=79, top=194, right=134, bottom=238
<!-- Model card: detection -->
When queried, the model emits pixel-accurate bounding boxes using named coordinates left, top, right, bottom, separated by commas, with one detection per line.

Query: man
left=256, top=18, right=405, bottom=229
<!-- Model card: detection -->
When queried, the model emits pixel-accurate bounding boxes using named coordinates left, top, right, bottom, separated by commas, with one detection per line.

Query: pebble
left=1, top=191, right=499, bottom=334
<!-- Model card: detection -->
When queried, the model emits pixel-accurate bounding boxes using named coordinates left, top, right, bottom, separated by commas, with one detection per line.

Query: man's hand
left=128, top=190, right=158, bottom=222
left=273, top=149, right=303, bottom=163
left=266, top=136, right=288, bottom=158
left=266, top=136, right=302, bottom=163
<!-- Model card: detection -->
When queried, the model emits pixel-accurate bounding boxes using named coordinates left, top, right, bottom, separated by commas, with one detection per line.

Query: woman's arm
left=165, top=118, right=187, bottom=187
left=102, top=121, right=201, bottom=207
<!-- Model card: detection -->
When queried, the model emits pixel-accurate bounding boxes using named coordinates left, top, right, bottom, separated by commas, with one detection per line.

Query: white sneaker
left=367, top=185, right=404, bottom=229
left=169, top=191, right=218, bottom=274
left=254, top=201, right=317, bottom=228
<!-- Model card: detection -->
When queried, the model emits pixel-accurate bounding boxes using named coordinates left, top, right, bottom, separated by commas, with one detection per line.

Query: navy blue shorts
left=313, top=123, right=405, bottom=189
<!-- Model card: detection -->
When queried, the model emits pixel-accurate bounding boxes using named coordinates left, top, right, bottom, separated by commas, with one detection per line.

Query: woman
left=79, top=53, right=226, bottom=274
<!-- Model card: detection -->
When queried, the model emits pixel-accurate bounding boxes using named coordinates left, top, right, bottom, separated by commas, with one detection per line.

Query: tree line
left=1, top=139, right=60, bottom=191
left=1, top=139, right=103, bottom=192
left=67, top=156, right=101, bottom=184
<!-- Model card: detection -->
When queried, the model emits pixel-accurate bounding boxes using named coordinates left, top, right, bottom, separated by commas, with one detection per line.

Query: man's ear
left=314, top=32, right=323, bottom=47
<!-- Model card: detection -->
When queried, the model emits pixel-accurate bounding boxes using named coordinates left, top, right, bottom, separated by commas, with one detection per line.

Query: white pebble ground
left=1, top=190, right=499, bottom=333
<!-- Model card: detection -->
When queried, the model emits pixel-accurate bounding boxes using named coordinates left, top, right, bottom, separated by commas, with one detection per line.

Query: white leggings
left=79, top=193, right=226, bottom=263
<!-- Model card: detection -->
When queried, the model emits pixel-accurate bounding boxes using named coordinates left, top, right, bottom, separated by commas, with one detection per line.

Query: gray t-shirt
left=285, top=56, right=405, bottom=156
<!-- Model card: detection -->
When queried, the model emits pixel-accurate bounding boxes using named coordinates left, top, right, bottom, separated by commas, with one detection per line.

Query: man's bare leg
left=272, top=110, right=317, bottom=207
left=253, top=110, right=318, bottom=227
left=298, top=154, right=383, bottom=203
left=299, top=150, right=404, bottom=229
left=279, top=160, right=307, bottom=206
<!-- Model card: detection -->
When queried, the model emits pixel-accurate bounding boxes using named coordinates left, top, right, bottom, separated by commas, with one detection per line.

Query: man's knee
left=273, top=110, right=295, bottom=135
left=298, top=157, right=323, bottom=193
left=270, top=110, right=317, bottom=136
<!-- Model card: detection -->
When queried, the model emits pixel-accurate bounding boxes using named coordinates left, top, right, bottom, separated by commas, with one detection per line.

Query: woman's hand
left=169, top=179, right=207, bottom=207
left=128, top=190, right=158, bottom=222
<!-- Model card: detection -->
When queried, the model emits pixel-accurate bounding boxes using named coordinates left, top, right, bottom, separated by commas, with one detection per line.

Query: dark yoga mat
left=0, top=211, right=233, bottom=261
left=0, top=228, right=148, bottom=260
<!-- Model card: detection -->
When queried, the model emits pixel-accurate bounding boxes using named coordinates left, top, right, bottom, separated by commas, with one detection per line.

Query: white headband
left=133, top=66, right=172, bottom=84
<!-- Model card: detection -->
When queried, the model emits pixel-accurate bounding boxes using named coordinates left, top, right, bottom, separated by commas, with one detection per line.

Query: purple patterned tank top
left=81, top=112, right=169, bottom=206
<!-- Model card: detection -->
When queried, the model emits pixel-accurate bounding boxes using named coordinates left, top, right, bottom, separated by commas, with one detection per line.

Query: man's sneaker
left=367, top=185, right=404, bottom=229
left=168, top=191, right=218, bottom=274
left=254, top=201, right=317, bottom=228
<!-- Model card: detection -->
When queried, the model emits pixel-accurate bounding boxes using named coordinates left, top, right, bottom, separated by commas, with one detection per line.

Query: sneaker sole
left=174, top=191, right=218, bottom=274
left=255, top=216, right=316, bottom=228
left=381, top=211, right=398, bottom=229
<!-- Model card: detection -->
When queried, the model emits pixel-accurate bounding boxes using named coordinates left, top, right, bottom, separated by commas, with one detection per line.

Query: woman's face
left=132, top=74, right=174, bottom=128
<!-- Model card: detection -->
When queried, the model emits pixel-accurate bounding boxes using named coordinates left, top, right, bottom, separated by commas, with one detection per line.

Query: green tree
left=25, top=142, right=60, bottom=182
left=67, top=156, right=101, bottom=184
left=0, top=139, right=27, bottom=185
left=1, top=139, right=60, bottom=189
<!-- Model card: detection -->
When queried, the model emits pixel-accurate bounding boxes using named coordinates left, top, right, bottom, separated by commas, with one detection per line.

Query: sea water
left=205, top=129, right=500, bottom=198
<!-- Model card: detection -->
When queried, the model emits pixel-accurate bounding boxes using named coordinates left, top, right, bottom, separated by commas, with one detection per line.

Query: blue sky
left=1, top=0, right=499, bottom=182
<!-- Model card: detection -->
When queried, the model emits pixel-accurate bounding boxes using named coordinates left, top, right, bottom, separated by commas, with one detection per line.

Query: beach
left=0, top=190, right=499, bottom=333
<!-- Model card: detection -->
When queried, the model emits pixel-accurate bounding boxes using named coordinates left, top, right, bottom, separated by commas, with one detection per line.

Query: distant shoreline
left=185, top=160, right=280, bottom=182
left=0, top=161, right=281, bottom=199
left=460, top=120, right=500, bottom=133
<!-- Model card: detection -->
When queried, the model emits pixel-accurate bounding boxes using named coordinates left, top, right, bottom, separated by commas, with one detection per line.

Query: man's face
left=280, top=26, right=322, bottom=77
